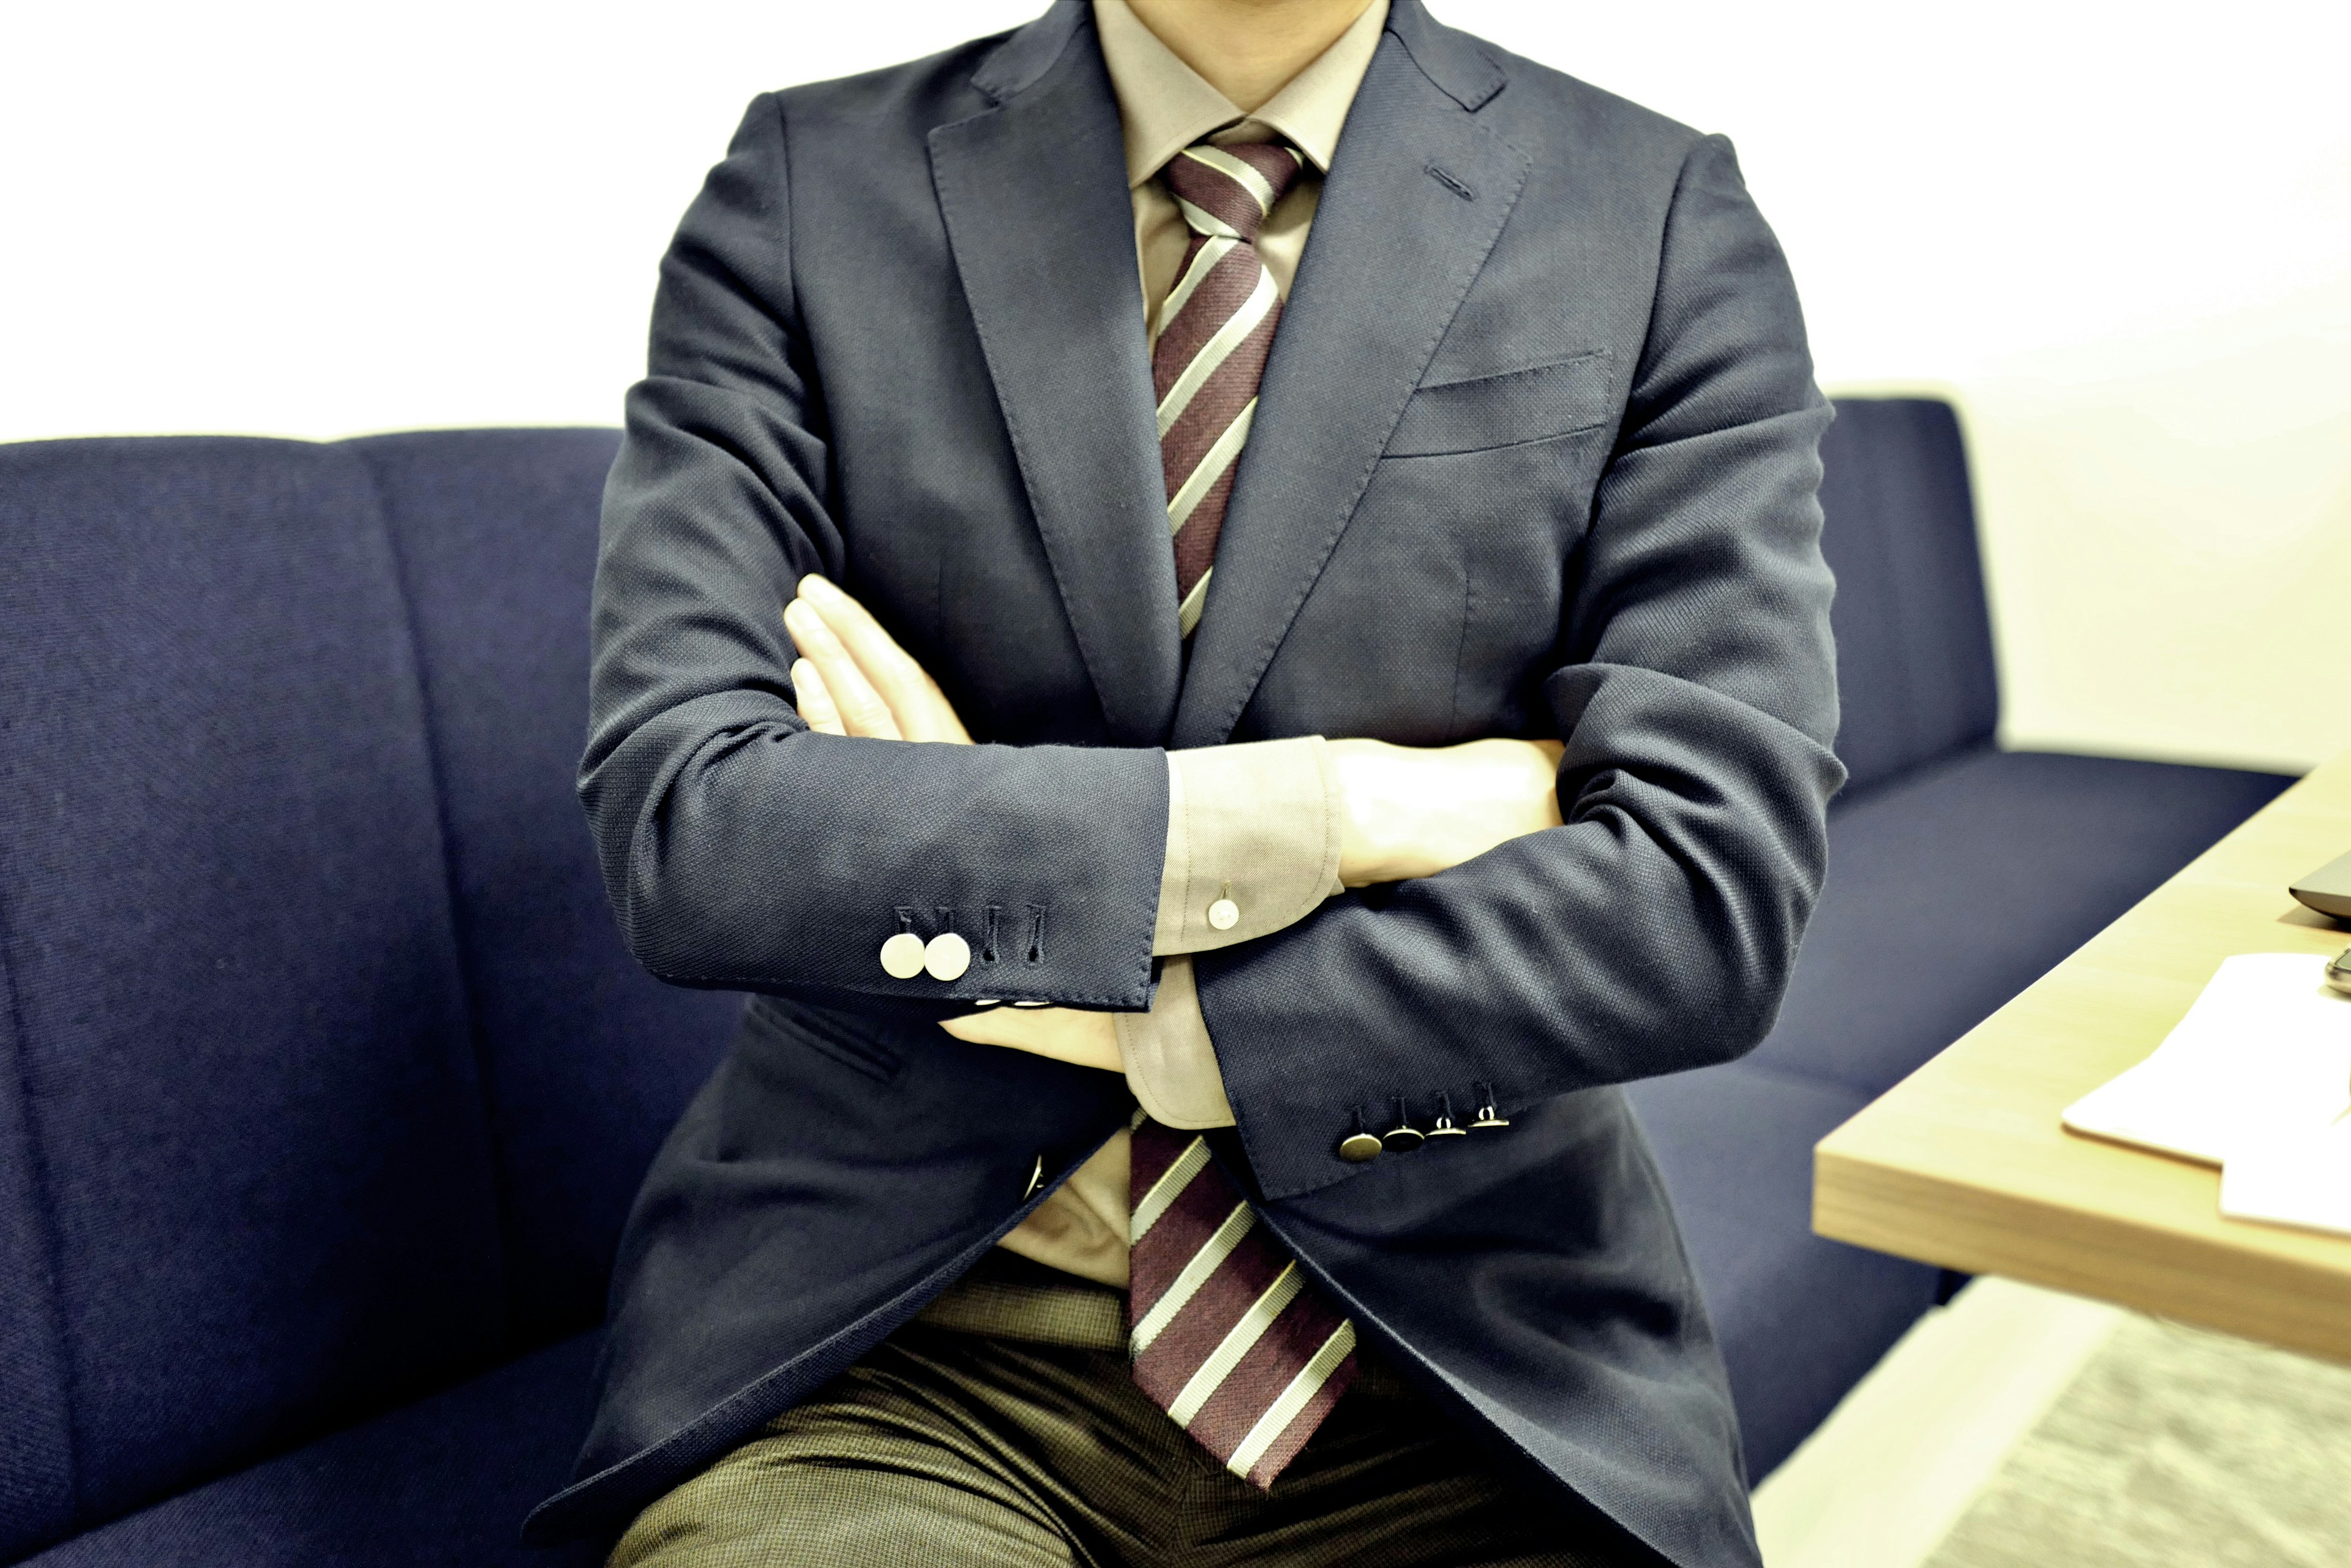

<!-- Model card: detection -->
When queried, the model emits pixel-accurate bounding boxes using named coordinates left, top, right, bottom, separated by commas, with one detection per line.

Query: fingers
left=784, top=597, right=902, bottom=739
left=790, top=658, right=846, bottom=735
left=939, top=1006, right=1125, bottom=1073
left=939, top=1005, right=1057, bottom=1049
left=795, top=575, right=972, bottom=745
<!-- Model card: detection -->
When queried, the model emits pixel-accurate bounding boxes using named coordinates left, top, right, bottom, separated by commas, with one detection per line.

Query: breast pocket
left=1384, top=351, right=1612, bottom=458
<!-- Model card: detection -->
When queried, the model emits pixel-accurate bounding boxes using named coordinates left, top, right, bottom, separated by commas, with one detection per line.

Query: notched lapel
left=1171, top=32, right=1532, bottom=750
left=930, top=6, right=1182, bottom=745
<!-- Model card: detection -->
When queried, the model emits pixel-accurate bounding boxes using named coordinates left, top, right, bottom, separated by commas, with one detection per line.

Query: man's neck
left=1122, top=0, right=1376, bottom=113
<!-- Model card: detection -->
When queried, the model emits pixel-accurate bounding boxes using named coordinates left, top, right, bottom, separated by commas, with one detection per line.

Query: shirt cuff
left=1152, top=737, right=1343, bottom=956
left=1116, top=956, right=1234, bottom=1129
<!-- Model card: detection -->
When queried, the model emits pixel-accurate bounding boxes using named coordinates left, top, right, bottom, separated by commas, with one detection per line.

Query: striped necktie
left=1128, top=1115, right=1358, bottom=1488
left=1153, top=140, right=1305, bottom=637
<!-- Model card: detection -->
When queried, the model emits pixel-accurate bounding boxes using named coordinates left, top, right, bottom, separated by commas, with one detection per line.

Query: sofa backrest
left=0, top=431, right=737, bottom=1556
left=1817, top=398, right=2000, bottom=795
left=0, top=437, right=505, bottom=1553
left=351, top=429, right=741, bottom=1346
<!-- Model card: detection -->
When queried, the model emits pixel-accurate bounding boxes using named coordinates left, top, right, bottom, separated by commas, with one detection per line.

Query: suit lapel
left=1171, top=17, right=1532, bottom=749
left=929, top=4, right=1182, bottom=746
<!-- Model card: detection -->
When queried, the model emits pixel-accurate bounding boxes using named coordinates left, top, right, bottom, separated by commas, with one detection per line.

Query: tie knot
left=1163, top=141, right=1305, bottom=245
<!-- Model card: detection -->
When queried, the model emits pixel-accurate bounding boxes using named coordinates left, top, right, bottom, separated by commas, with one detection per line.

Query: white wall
left=7, top=1, right=2347, bottom=770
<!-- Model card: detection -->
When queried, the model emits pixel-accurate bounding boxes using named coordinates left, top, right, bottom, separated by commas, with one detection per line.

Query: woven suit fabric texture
left=1128, top=1116, right=1357, bottom=1488
left=544, top=4, right=1846, bottom=1559
left=1153, top=140, right=1303, bottom=636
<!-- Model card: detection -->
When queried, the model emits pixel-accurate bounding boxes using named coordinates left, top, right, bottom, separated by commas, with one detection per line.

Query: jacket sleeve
left=580, top=94, right=1168, bottom=1011
left=1194, top=135, right=1848, bottom=1201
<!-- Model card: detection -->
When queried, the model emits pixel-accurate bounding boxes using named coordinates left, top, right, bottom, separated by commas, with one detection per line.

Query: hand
left=782, top=576, right=1123, bottom=1073
left=1328, top=737, right=1567, bottom=886
left=782, top=574, right=972, bottom=743
left=938, top=1004, right=1123, bottom=1073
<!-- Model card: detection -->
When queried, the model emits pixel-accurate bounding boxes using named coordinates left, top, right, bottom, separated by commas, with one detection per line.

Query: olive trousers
left=610, top=1256, right=1663, bottom=1568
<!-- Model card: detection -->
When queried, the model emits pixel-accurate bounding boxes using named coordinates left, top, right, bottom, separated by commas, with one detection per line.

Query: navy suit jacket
left=529, top=5, right=1842, bottom=1566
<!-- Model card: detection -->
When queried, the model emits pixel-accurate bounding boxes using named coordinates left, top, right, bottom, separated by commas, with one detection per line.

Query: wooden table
left=1813, top=749, right=2351, bottom=1362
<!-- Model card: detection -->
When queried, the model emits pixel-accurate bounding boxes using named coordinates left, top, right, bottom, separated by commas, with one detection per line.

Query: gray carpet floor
left=1924, top=1314, right=2351, bottom=1567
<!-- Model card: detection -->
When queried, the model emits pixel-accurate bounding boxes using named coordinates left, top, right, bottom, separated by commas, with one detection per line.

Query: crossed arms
left=580, top=105, right=1843, bottom=1198
left=779, top=571, right=1567, bottom=1076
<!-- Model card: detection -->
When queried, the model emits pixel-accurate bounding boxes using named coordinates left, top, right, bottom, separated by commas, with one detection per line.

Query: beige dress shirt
left=995, top=0, right=1388, bottom=1289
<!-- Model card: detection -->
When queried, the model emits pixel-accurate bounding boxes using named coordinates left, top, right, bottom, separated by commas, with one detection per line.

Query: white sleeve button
left=879, top=931, right=928, bottom=979
left=924, top=931, right=972, bottom=981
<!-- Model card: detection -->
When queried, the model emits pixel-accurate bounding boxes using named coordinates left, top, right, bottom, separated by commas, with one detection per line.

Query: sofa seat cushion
left=1746, top=747, right=2294, bottom=1099
left=1624, top=1062, right=1939, bottom=1480
left=21, top=1335, right=609, bottom=1568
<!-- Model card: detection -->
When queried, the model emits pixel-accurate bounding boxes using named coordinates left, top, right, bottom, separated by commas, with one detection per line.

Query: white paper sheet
left=2221, top=1118, right=2351, bottom=1238
left=2061, top=953, right=2351, bottom=1168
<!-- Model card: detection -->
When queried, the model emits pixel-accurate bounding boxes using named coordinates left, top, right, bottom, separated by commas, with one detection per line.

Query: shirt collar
left=1093, top=0, right=1389, bottom=189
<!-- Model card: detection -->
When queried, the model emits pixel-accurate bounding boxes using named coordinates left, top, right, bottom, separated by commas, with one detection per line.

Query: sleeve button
left=880, top=931, right=928, bottom=979
left=924, top=931, right=972, bottom=981
left=1380, top=1095, right=1425, bottom=1152
left=1338, top=1131, right=1384, bottom=1162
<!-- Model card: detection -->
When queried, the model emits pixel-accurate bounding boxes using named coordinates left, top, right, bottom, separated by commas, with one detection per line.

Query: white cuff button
left=880, top=931, right=928, bottom=979
left=924, top=931, right=972, bottom=981
left=1207, top=897, right=1240, bottom=931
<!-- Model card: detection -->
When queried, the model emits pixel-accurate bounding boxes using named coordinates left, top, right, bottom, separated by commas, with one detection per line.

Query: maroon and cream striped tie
left=1153, top=140, right=1305, bottom=637
left=1128, top=1115, right=1358, bottom=1488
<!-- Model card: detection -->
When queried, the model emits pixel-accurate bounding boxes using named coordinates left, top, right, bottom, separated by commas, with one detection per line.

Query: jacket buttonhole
left=1426, top=163, right=1475, bottom=201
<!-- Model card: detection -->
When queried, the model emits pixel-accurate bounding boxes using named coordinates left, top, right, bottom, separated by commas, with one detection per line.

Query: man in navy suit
left=531, top=2, right=1841, bottom=1564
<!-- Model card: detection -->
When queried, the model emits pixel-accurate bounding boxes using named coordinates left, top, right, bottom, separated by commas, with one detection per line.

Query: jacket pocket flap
left=1385, top=351, right=1611, bottom=458
left=743, top=994, right=904, bottom=1084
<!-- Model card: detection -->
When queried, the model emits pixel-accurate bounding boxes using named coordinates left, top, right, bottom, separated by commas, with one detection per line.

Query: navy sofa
left=0, top=402, right=2292, bottom=1563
